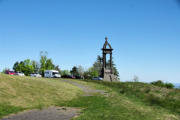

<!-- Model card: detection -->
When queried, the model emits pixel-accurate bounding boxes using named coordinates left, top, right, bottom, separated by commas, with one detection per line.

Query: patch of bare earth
left=62, top=80, right=106, bottom=96
left=1, top=107, right=81, bottom=120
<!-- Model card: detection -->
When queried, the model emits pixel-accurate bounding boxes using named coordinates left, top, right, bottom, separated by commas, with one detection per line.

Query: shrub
left=165, top=83, right=174, bottom=89
left=151, top=80, right=174, bottom=89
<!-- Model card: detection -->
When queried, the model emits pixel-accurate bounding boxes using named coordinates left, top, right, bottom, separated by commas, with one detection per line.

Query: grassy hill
left=0, top=73, right=82, bottom=117
left=94, top=81, right=180, bottom=113
left=65, top=80, right=180, bottom=120
left=0, top=73, right=180, bottom=120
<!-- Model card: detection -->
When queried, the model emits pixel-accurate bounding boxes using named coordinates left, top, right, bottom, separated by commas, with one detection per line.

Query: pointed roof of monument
left=103, top=37, right=113, bottom=50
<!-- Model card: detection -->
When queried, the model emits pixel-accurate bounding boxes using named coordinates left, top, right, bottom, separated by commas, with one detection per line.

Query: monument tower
left=101, top=37, right=118, bottom=82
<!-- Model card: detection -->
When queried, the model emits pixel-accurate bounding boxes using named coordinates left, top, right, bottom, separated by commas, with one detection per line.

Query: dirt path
left=1, top=107, right=80, bottom=120
left=1, top=80, right=105, bottom=120
left=62, top=80, right=105, bottom=96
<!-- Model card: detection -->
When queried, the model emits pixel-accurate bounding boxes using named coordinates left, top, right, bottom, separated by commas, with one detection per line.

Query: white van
left=44, top=70, right=61, bottom=78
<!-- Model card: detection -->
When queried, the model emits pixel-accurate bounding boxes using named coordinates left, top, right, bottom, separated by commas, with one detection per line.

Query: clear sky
left=0, top=0, right=180, bottom=83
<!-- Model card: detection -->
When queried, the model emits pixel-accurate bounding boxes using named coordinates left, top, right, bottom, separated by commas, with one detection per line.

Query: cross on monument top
left=105, top=37, right=108, bottom=41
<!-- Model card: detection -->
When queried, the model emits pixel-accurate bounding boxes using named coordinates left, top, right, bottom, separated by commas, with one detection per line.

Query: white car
left=92, top=77, right=103, bottom=81
left=30, top=73, right=42, bottom=78
left=15, top=72, right=25, bottom=76
left=44, top=70, right=61, bottom=78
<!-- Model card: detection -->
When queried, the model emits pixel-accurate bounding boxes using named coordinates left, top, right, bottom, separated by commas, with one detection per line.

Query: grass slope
left=0, top=74, right=180, bottom=120
left=0, top=74, right=82, bottom=118
left=62, top=80, right=180, bottom=120
left=95, top=81, right=180, bottom=114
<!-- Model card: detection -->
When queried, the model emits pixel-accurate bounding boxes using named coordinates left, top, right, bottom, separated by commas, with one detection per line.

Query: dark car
left=74, top=75, right=83, bottom=79
left=61, top=75, right=75, bottom=79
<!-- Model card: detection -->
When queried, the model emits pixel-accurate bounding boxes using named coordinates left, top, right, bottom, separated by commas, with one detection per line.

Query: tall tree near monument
left=106, top=59, right=119, bottom=76
left=93, top=55, right=103, bottom=76
left=92, top=55, right=119, bottom=77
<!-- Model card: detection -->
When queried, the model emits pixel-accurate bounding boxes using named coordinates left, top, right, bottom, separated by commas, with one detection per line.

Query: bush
left=151, top=80, right=174, bottom=89
left=165, top=83, right=174, bottom=89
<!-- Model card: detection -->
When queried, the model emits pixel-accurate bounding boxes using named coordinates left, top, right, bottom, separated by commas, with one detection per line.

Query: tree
left=12, top=51, right=58, bottom=76
left=13, top=61, right=20, bottom=72
left=19, top=61, right=24, bottom=71
left=45, top=59, right=55, bottom=70
left=151, top=80, right=174, bottom=89
left=83, top=67, right=98, bottom=79
left=133, top=75, right=139, bottom=82
left=13, top=60, right=34, bottom=76
left=77, top=65, right=84, bottom=78
left=70, top=66, right=79, bottom=76
left=107, top=59, right=119, bottom=76
left=60, top=70, right=70, bottom=76
left=40, top=52, right=48, bottom=76
left=55, top=65, right=61, bottom=73
left=83, top=71, right=91, bottom=79
left=93, top=55, right=103, bottom=76
left=32, top=60, right=40, bottom=73
left=92, top=55, right=119, bottom=77
left=88, top=67, right=99, bottom=78
left=39, top=51, right=55, bottom=76
left=22, top=59, right=34, bottom=76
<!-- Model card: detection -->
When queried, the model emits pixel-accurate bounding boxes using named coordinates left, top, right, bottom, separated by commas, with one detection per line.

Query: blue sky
left=0, top=0, right=180, bottom=83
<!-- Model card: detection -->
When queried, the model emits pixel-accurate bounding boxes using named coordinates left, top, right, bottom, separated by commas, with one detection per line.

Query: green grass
left=63, top=80, right=180, bottom=120
left=90, top=81, right=180, bottom=114
left=0, top=73, right=82, bottom=118
left=58, top=96, right=111, bottom=120
left=0, top=103, right=24, bottom=118
left=0, top=74, right=180, bottom=120
left=58, top=91, right=179, bottom=120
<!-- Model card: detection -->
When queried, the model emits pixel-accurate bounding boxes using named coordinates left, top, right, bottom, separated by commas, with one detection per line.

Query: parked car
left=15, top=72, right=25, bottom=76
left=5, top=70, right=15, bottom=75
left=74, top=75, right=83, bottom=79
left=30, top=73, right=42, bottom=78
left=92, top=77, right=103, bottom=81
left=44, top=70, right=61, bottom=78
left=61, top=75, right=75, bottom=79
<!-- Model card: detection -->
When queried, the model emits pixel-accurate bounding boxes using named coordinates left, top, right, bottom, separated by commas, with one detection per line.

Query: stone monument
left=101, top=37, right=118, bottom=82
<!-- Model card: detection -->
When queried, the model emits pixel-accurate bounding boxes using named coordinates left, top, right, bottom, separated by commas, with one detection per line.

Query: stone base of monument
left=103, top=74, right=119, bottom=82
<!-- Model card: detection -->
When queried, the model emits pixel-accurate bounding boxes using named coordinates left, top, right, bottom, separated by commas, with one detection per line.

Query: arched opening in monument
left=106, top=44, right=111, bottom=49
left=106, top=54, right=111, bottom=69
